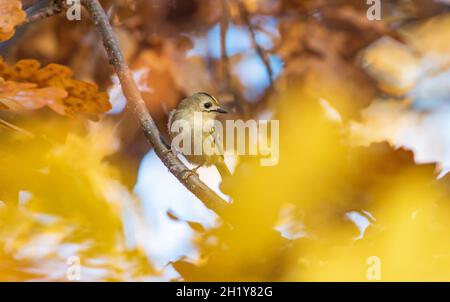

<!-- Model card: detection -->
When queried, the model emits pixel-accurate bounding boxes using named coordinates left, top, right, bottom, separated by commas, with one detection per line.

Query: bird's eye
left=204, top=102, right=212, bottom=109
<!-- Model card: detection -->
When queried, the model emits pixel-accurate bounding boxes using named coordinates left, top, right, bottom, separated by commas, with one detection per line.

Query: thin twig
left=0, top=117, right=35, bottom=138
left=219, top=0, right=231, bottom=91
left=237, top=0, right=274, bottom=87
left=22, top=0, right=65, bottom=25
left=220, top=0, right=247, bottom=116
left=81, top=0, right=228, bottom=216
left=21, top=0, right=44, bottom=10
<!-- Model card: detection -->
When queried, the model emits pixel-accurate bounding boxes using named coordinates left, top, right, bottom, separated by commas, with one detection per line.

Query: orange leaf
left=0, top=0, right=26, bottom=42
left=0, top=77, right=68, bottom=113
left=0, top=58, right=111, bottom=119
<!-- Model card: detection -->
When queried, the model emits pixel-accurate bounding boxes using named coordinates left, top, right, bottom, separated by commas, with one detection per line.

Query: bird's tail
left=215, top=159, right=231, bottom=179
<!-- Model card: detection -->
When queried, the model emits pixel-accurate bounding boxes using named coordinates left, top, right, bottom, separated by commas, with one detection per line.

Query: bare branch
left=81, top=0, right=228, bottom=216
left=23, top=0, right=65, bottom=25
left=219, top=0, right=231, bottom=90
left=237, top=0, right=274, bottom=87
left=220, top=0, right=247, bottom=116
left=21, top=0, right=44, bottom=10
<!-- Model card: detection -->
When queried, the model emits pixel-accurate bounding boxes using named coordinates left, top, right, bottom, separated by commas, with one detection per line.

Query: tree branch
left=220, top=0, right=248, bottom=116
left=81, top=0, right=228, bottom=216
left=23, top=0, right=65, bottom=25
left=237, top=0, right=274, bottom=87
left=21, top=0, right=43, bottom=10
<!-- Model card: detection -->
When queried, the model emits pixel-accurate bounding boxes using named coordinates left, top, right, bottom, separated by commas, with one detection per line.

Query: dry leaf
left=0, top=58, right=111, bottom=119
left=361, top=14, right=450, bottom=100
left=0, top=77, right=68, bottom=113
left=360, top=36, right=421, bottom=96
left=0, top=0, right=26, bottom=42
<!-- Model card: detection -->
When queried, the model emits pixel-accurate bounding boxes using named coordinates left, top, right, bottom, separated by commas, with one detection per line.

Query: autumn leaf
left=0, top=58, right=111, bottom=119
left=361, top=14, right=450, bottom=98
left=0, top=0, right=26, bottom=42
left=0, top=77, right=68, bottom=112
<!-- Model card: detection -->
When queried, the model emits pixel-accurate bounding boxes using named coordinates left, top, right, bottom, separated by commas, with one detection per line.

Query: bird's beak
left=214, top=107, right=228, bottom=114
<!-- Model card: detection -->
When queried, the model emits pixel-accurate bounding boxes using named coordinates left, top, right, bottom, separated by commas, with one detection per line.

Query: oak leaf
left=0, top=58, right=111, bottom=120
left=0, top=0, right=26, bottom=42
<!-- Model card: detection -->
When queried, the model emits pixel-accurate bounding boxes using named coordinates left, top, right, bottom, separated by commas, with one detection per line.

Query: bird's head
left=179, top=92, right=228, bottom=115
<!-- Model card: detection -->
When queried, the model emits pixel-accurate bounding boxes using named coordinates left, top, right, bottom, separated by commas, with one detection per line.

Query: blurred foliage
left=1, top=0, right=450, bottom=281
left=0, top=116, right=154, bottom=280
left=177, top=83, right=450, bottom=281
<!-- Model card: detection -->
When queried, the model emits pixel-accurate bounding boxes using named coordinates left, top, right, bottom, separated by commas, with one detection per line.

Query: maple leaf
left=0, top=58, right=111, bottom=120
left=0, top=0, right=26, bottom=42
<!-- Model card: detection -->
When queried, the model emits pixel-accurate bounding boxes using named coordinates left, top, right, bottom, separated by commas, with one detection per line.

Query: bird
left=168, top=92, right=231, bottom=178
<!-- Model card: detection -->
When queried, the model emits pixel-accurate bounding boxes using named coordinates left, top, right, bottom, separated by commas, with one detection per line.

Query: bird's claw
left=181, top=169, right=199, bottom=181
left=162, top=148, right=173, bottom=157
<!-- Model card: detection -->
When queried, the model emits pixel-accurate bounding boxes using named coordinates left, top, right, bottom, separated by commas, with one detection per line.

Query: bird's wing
left=209, top=126, right=226, bottom=160
left=167, top=109, right=176, bottom=132
left=203, top=126, right=230, bottom=177
left=209, top=128, right=231, bottom=177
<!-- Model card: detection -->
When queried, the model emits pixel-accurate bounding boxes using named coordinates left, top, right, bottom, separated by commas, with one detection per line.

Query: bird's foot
left=191, top=164, right=203, bottom=173
left=161, top=148, right=173, bottom=157
left=181, top=168, right=199, bottom=181
left=165, top=147, right=181, bottom=157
